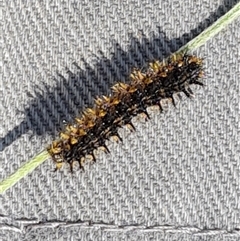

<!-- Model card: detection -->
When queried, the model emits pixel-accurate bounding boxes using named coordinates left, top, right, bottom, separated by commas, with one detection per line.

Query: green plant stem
left=178, top=2, right=240, bottom=53
left=0, top=151, right=49, bottom=193
left=0, top=2, right=240, bottom=194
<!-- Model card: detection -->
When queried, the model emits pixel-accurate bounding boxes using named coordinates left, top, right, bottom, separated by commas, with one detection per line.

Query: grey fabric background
left=1, top=0, right=240, bottom=240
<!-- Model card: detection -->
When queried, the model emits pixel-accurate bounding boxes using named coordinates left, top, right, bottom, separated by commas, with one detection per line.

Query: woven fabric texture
left=1, top=0, right=240, bottom=240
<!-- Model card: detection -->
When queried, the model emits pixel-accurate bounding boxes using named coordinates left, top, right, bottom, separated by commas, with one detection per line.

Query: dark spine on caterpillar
left=47, top=53, right=204, bottom=171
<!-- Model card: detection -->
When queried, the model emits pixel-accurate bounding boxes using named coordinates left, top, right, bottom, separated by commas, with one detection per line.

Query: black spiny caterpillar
left=47, top=53, right=204, bottom=171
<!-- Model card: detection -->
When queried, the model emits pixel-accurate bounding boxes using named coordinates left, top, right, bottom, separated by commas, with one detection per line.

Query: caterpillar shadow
left=0, top=0, right=237, bottom=152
